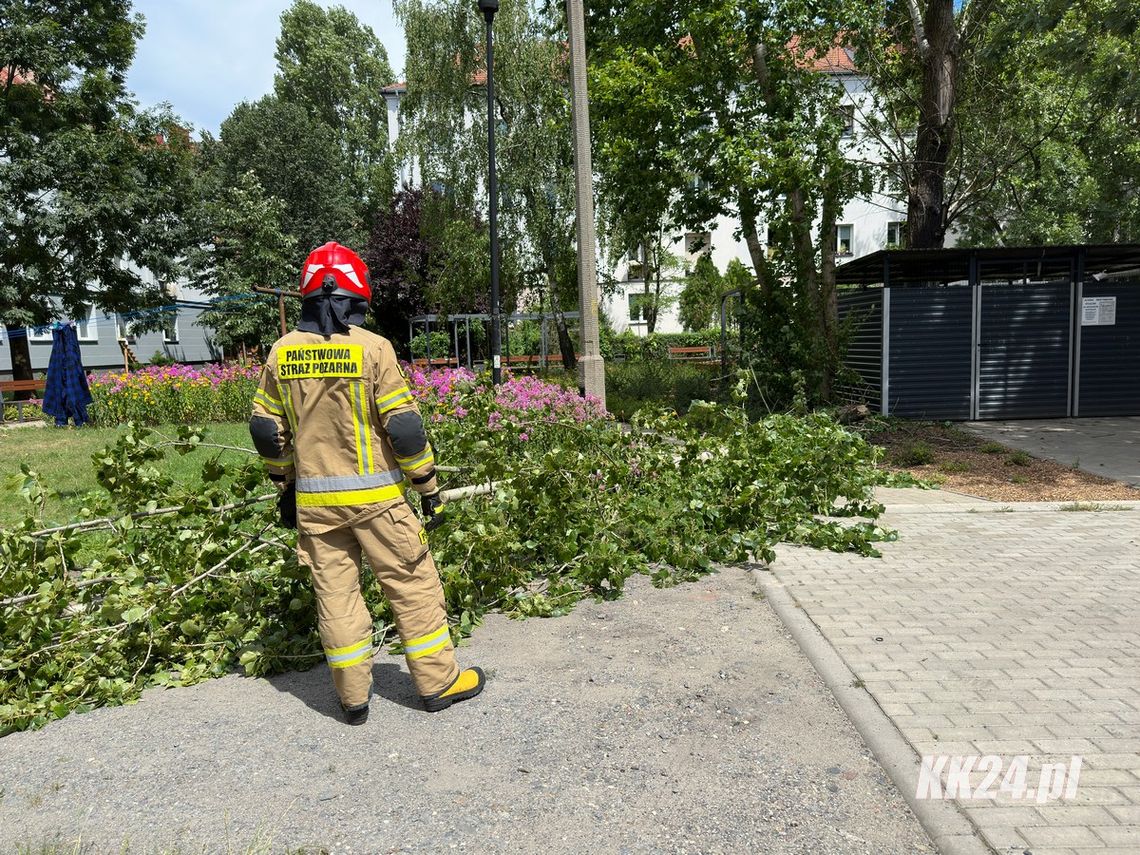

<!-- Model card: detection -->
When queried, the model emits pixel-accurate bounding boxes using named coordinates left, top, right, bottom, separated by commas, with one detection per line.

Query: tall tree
left=678, top=255, right=723, bottom=332
left=212, top=95, right=361, bottom=256
left=394, top=0, right=579, bottom=368
left=188, top=170, right=297, bottom=354
left=274, top=0, right=397, bottom=219
left=591, top=0, right=873, bottom=401
left=0, top=1, right=196, bottom=383
left=854, top=0, right=1003, bottom=247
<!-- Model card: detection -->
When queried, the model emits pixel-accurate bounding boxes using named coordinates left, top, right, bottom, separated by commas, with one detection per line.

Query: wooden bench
left=411, top=358, right=458, bottom=369
left=0, top=378, right=47, bottom=422
left=667, top=345, right=717, bottom=362
left=505, top=354, right=541, bottom=369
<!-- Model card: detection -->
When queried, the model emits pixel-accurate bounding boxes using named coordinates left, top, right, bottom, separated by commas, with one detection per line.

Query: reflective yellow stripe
left=396, top=447, right=434, bottom=471
left=280, top=381, right=297, bottom=432
left=330, top=652, right=373, bottom=674
left=351, top=380, right=373, bottom=474
left=404, top=625, right=451, bottom=660
left=326, top=638, right=372, bottom=657
left=295, top=482, right=406, bottom=508
left=261, top=455, right=294, bottom=468
left=254, top=389, right=284, bottom=415
left=349, top=381, right=366, bottom=475
left=377, top=386, right=414, bottom=413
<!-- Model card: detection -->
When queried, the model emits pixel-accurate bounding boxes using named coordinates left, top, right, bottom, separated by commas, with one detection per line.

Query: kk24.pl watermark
left=916, top=755, right=1082, bottom=803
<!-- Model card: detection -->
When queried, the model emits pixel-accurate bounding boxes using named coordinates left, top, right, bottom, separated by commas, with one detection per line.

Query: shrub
left=409, top=331, right=452, bottom=359
left=1006, top=451, right=1033, bottom=467
left=88, top=363, right=260, bottom=426
left=605, top=361, right=719, bottom=419
left=980, top=441, right=1006, bottom=454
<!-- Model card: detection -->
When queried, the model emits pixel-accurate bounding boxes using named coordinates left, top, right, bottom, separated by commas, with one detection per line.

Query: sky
left=124, top=1, right=406, bottom=137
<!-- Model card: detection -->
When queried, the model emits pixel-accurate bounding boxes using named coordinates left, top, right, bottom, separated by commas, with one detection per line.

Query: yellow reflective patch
left=295, top=482, right=406, bottom=507
left=419, top=528, right=428, bottom=545
left=329, top=647, right=373, bottom=669
left=277, top=344, right=364, bottom=379
left=325, top=637, right=372, bottom=657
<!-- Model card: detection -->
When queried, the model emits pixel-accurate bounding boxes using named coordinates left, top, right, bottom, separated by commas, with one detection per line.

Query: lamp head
left=477, top=0, right=498, bottom=22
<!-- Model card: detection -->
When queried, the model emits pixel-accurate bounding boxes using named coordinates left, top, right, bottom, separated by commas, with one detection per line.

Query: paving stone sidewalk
left=769, top=491, right=1140, bottom=855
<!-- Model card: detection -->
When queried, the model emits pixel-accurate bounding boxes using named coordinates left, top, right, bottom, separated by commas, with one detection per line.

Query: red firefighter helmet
left=299, top=242, right=372, bottom=302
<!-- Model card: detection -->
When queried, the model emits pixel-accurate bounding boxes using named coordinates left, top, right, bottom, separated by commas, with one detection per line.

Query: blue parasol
left=42, top=323, right=93, bottom=427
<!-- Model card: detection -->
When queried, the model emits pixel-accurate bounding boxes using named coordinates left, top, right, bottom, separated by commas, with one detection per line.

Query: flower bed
left=89, top=363, right=260, bottom=426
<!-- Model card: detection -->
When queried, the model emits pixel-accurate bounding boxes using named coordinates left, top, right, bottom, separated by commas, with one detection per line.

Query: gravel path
left=0, top=568, right=934, bottom=854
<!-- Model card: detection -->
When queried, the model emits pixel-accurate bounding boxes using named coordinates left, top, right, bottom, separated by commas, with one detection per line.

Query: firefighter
left=249, top=241, right=485, bottom=724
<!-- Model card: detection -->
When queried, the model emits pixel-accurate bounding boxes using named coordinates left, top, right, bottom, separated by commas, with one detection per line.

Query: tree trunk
left=5, top=323, right=34, bottom=394
left=909, top=0, right=958, bottom=248
left=738, top=191, right=775, bottom=300
left=553, top=309, right=577, bottom=371
left=817, top=172, right=842, bottom=403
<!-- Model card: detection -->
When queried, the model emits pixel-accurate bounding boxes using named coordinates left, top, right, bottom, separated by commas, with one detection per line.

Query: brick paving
left=770, top=493, right=1140, bottom=854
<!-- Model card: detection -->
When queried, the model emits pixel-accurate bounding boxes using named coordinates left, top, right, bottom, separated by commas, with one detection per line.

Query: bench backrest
left=0, top=379, right=47, bottom=392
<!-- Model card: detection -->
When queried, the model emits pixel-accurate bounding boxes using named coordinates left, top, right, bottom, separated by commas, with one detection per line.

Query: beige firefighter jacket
left=250, top=326, right=439, bottom=534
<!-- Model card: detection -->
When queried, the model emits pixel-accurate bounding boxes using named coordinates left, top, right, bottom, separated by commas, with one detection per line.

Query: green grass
left=1059, top=502, right=1133, bottom=512
left=1005, top=450, right=1033, bottom=467
left=0, top=422, right=254, bottom=529
left=892, top=440, right=936, bottom=466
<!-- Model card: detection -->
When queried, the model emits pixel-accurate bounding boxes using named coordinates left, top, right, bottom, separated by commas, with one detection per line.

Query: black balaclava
left=298, top=276, right=369, bottom=338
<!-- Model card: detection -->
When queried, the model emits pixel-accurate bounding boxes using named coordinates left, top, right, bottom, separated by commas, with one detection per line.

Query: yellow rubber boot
left=422, top=666, right=485, bottom=712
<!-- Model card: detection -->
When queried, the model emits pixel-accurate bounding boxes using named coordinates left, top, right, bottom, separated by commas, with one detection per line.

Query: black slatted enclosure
left=978, top=283, right=1071, bottom=419
left=834, top=244, right=1140, bottom=420
left=1078, top=279, right=1140, bottom=416
left=888, top=286, right=973, bottom=419
left=836, top=289, right=882, bottom=406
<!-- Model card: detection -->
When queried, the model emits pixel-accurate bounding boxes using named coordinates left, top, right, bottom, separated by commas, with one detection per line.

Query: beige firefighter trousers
left=295, top=498, right=460, bottom=708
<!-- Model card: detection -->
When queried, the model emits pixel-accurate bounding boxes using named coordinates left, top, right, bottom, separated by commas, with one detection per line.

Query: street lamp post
left=478, top=0, right=502, bottom=384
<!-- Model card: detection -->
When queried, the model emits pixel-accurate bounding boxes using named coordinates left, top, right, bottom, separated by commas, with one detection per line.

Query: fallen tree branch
left=27, top=494, right=278, bottom=539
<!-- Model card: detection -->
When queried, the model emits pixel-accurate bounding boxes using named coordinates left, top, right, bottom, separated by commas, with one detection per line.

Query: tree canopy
left=0, top=0, right=197, bottom=380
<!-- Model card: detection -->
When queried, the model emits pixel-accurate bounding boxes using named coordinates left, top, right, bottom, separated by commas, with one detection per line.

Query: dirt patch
left=868, top=420, right=1139, bottom=502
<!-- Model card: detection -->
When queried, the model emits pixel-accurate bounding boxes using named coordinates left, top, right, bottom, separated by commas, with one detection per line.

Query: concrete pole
left=565, top=0, right=606, bottom=404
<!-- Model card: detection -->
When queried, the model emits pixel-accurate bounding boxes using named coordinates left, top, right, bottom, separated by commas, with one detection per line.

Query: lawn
left=0, top=422, right=255, bottom=529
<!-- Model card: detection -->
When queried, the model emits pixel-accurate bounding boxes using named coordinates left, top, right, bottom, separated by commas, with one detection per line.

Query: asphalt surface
left=0, top=568, right=935, bottom=854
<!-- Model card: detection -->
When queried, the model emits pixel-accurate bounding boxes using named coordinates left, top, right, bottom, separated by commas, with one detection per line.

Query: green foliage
left=589, top=0, right=876, bottom=400
left=189, top=171, right=298, bottom=353
left=604, top=361, right=719, bottom=420
left=679, top=256, right=724, bottom=332
left=893, top=441, right=936, bottom=467
left=211, top=95, right=362, bottom=253
left=604, top=329, right=723, bottom=362
left=274, top=0, right=396, bottom=218
left=1, top=376, right=894, bottom=734
left=1005, top=450, right=1033, bottom=467
left=409, top=331, right=453, bottom=359
left=980, top=441, right=1006, bottom=454
left=0, top=2, right=197, bottom=361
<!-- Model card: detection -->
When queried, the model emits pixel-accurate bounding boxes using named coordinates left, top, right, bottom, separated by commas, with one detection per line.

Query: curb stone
left=747, top=565, right=996, bottom=855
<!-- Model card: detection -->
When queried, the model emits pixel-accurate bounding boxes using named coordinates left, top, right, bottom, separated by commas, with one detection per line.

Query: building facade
left=0, top=277, right=222, bottom=379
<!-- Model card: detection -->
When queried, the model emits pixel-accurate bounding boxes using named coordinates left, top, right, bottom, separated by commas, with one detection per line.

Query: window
left=838, top=104, right=855, bottom=137
left=27, top=324, right=53, bottom=343
left=75, top=304, right=98, bottom=342
left=765, top=225, right=777, bottom=260
left=163, top=316, right=179, bottom=344
left=886, top=221, right=906, bottom=248
left=685, top=231, right=711, bottom=260
left=117, top=314, right=137, bottom=345
left=689, top=174, right=711, bottom=193
left=836, top=224, right=854, bottom=257
left=628, top=292, right=650, bottom=323
left=626, top=244, right=645, bottom=281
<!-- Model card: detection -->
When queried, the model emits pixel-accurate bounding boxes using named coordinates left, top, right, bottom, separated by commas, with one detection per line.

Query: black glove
left=421, top=490, right=446, bottom=533
left=277, top=482, right=297, bottom=530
